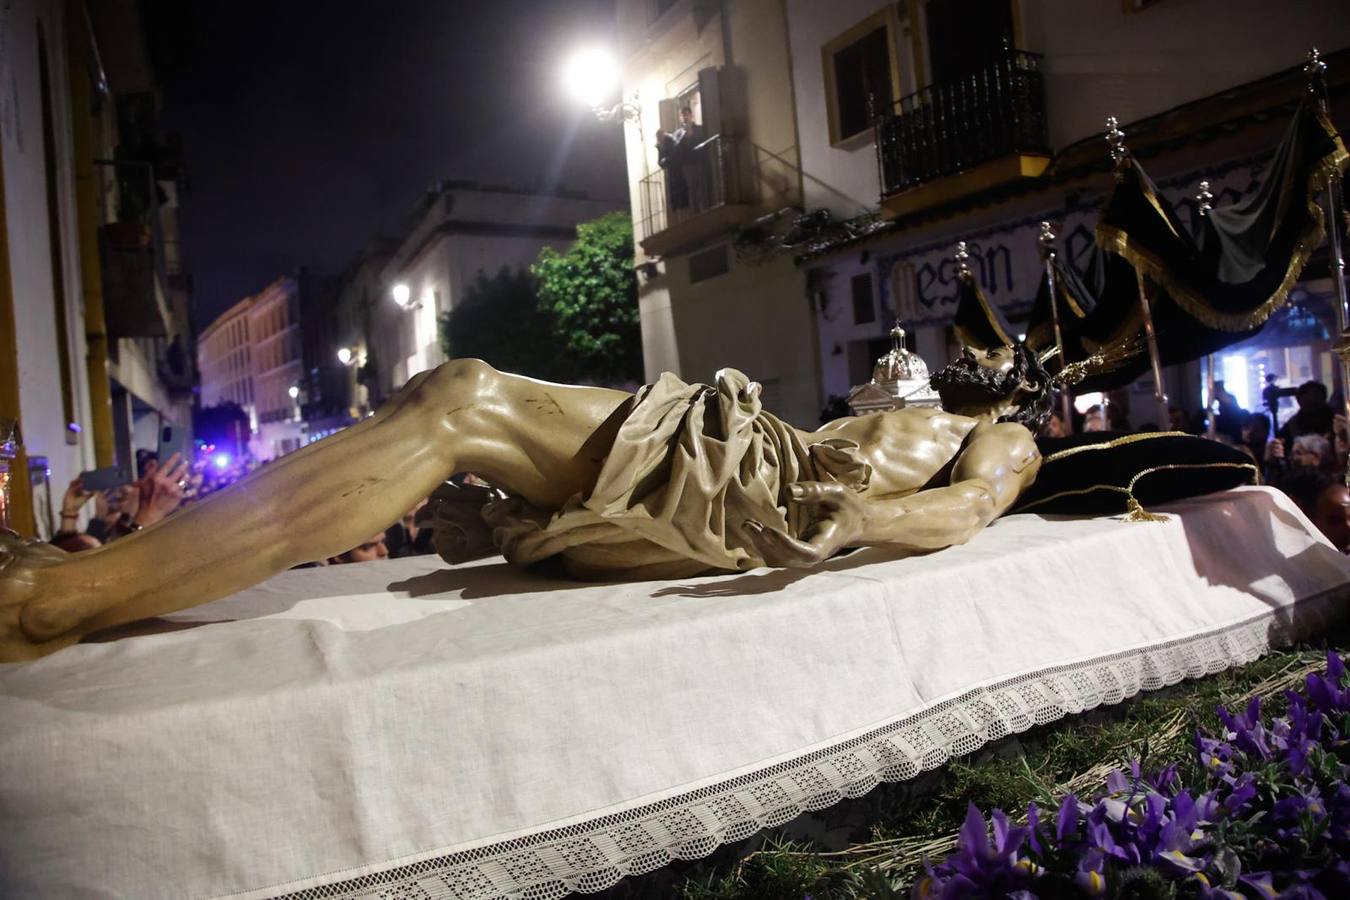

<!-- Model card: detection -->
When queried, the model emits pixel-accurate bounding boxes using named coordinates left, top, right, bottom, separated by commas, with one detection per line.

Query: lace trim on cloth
left=264, top=588, right=1345, bottom=900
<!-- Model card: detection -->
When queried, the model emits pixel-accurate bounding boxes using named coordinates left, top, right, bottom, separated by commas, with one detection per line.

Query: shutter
left=657, top=98, right=679, bottom=134
left=697, top=66, right=722, bottom=138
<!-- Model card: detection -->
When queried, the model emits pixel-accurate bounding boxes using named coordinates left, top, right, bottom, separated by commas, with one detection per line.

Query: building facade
left=247, top=278, right=305, bottom=458
left=369, top=182, right=619, bottom=398
left=615, top=0, right=821, bottom=426
left=197, top=297, right=254, bottom=412
left=198, top=277, right=309, bottom=461
left=0, top=0, right=195, bottom=538
left=612, top=0, right=1350, bottom=429
left=788, top=0, right=1350, bottom=424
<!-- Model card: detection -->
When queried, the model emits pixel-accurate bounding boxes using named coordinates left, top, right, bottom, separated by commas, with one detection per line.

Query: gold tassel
left=1123, top=496, right=1169, bottom=523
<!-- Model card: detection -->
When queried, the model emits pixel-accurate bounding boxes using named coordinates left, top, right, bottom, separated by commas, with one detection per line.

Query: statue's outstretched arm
left=745, top=422, right=1040, bottom=566
left=857, top=422, right=1040, bottom=550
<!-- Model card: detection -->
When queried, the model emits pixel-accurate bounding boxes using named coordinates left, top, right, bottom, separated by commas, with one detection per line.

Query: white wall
left=786, top=0, right=910, bottom=219
left=1029, top=0, right=1350, bottom=151
left=653, top=251, right=819, bottom=426
left=1, top=0, right=95, bottom=518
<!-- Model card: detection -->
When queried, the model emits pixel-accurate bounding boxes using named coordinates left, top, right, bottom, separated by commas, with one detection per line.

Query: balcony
left=99, top=221, right=172, bottom=338
left=876, top=48, right=1050, bottom=219
left=638, top=134, right=759, bottom=257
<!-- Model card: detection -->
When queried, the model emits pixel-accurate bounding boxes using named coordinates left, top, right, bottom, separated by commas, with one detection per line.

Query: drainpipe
left=68, top=0, right=116, bottom=467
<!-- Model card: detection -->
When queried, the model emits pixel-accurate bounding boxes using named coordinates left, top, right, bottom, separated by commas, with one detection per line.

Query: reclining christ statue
left=0, top=346, right=1052, bottom=661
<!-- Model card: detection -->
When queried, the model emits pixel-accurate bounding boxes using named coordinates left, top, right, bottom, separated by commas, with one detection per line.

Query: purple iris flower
left=1238, top=871, right=1278, bottom=899
left=1072, top=849, right=1107, bottom=896
left=1217, top=697, right=1273, bottom=760
left=1304, top=652, right=1349, bottom=714
left=1055, top=794, right=1079, bottom=845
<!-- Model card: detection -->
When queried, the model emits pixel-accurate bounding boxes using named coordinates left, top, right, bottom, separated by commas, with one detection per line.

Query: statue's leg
left=0, top=360, right=632, bottom=660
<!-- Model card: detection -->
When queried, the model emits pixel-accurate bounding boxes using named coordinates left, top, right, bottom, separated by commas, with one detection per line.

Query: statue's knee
left=406, top=358, right=499, bottom=434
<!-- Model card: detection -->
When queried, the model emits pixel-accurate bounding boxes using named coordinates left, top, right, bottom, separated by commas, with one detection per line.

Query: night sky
left=152, top=1, right=629, bottom=329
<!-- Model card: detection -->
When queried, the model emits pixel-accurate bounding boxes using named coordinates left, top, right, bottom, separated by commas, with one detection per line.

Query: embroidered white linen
left=0, top=486, right=1345, bottom=900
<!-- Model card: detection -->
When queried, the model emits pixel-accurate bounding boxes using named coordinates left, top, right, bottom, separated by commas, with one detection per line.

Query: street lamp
left=391, top=283, right=412, bottom=309
left=287, top=385, right=299, bottom=400
left=564, top=48, right=640, bottom=125
left=336, top=347, right=353, bottom=366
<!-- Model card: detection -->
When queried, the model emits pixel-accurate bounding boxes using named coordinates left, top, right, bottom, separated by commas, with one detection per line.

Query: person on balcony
left=655, top=128, right=690, bottom=215
left=674, top=105, right=709, bottom=213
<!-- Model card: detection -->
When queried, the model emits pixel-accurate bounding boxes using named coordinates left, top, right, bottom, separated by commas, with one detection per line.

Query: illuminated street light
left=336, top=347, right=352, bottom=365
left=288, top=385, right=300, bottom=399
left=564, top=48, right=618, bottom=109
left=564, top=48, right=640, bottom=126
left=391, top=283, right=412, bottom=308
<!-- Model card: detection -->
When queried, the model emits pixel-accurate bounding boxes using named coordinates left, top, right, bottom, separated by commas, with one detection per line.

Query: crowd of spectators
left=48, top=448, right=441, bottom=567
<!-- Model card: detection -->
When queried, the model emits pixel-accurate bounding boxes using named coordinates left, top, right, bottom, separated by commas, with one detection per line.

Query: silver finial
left=890, top=320, right=906, bottom=351
left=1306, top=47, right=1327, bottom=81
left=954, top=241, right=973, bottom=281
left=1105, top=116, right=1128, bottom=166
left=1196, top=181, right=1214, bottom=217
left=1037, top=221, right=1057, bottom=258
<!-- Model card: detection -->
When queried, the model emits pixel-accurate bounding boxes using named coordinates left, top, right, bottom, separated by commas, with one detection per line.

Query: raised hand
left=58, top=477, right=94, bottom=528
left=743, top=481, right=865, bottom=568
left=133, top=453, right=188, bottom=528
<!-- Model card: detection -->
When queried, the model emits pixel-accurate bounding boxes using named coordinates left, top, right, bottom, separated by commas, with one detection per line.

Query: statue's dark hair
left=998, top=343, right=1053, bottom=432
left=931, top=342, right=1053, bottom=432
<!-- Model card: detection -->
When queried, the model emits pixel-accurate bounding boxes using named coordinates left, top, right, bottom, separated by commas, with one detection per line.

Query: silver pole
left=1135, top=269, right=1172, bottom=429
left=1038, top=222, right=1075, bottom=434
left=1197, top=180, right=1217, bottom=437
left=1308, top=47, right=1350, bottom=481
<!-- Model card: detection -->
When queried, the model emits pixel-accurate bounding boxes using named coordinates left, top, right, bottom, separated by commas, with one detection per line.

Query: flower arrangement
left=911, top=652, right=1350, bottom=899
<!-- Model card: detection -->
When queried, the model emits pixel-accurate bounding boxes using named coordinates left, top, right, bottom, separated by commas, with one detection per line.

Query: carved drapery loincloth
left=474, top=369, right=872, bottom=580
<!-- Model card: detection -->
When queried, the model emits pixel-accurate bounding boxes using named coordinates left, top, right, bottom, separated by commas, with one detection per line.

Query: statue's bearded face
left=930, top=346, right=1023, bottom=413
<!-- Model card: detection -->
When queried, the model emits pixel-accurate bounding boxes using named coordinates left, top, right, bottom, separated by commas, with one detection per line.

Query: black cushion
left=1012, top=431, right=1258, bottom=516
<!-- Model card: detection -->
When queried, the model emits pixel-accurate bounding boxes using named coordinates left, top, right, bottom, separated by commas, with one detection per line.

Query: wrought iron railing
left=638, top=133, right=738, bottom=241
left=876, top=49, right=1049, bottom=197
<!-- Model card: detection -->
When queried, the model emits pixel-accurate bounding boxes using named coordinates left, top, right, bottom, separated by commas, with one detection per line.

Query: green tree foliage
left=439, top=266, right=567, bottom=381
left=532, top=211, right=642, bottom=384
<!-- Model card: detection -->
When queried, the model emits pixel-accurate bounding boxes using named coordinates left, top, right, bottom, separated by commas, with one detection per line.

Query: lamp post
left=564, top=48, right=647, bottom=177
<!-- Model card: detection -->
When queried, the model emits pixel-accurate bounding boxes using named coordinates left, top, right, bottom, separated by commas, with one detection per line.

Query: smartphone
left=157, top=421, right=188, bottom=467
left=80, top=465, right=131, bottom=491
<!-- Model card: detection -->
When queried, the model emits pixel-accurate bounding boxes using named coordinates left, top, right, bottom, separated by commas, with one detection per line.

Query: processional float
left=952, top=48, right=1349, bottom=444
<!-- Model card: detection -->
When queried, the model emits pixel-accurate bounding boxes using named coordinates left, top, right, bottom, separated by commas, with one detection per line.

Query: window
left=823, top=9, right=902, bottom=145
left=924, top=0, right=1014, bottom=84
left=851, top=273, right=875, bottom=324
left=688, top=245, right=729, bottom=283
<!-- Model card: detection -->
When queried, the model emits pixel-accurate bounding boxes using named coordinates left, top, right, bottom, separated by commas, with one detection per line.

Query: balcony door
left=924, top=0, right=1014, bottom=84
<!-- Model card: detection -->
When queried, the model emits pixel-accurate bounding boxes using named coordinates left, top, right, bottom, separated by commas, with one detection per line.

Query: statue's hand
left=744, top=481, right=865, bottom=568
left=426, top=481, right=505, bottom=564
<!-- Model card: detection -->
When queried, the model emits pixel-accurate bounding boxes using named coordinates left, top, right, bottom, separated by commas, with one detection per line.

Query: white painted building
left=371, top=181, right=619, bottom=397
left=1, top=0, right=194, bottom=538
left=197, top=297, right=255, bottom=413
left=248, top=278, right=305, bottom=459
left=615, top=0, right=822, bottom=426
left=196, top=277, right=308, bottom=461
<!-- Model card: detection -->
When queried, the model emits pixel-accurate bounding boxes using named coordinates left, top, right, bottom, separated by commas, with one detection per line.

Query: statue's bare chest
left=811, top=410, right=976, bottom=498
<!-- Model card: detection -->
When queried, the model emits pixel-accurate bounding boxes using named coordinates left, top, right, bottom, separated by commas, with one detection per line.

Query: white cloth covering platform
left=1, top=486, right=1348, bottom=900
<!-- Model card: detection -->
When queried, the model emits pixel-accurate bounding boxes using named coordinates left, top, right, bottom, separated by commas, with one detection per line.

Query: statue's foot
left=0, top=532, right=82, bottom=662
